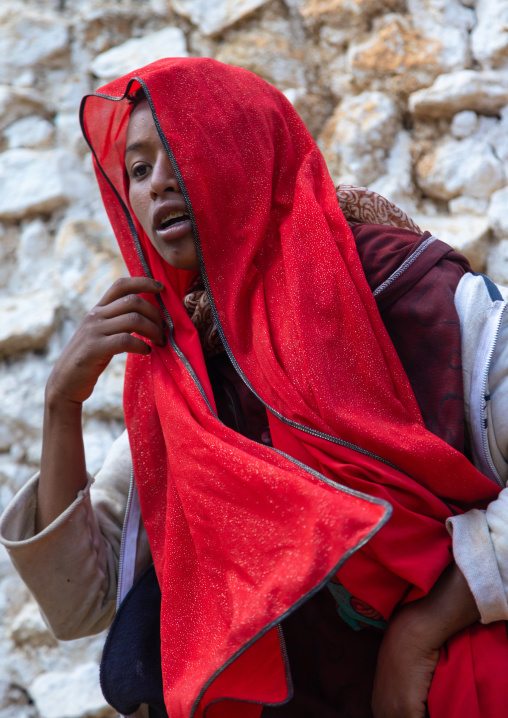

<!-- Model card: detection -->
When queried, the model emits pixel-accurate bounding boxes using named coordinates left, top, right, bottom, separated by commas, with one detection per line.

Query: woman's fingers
left=46, top=277, right=168, bottom=406
left=100, top=312, right=167, bottom=348
left=98, top=291, right=166, bottom=331
left=103, top=332, right=155, bottom=357
left=96, top=276, right=164, bottom=307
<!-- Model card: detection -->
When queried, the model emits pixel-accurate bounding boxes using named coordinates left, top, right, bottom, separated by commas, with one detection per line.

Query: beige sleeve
left=0, top=430, right=150, bottom=640
left=446, top=501, right=508, bottom=624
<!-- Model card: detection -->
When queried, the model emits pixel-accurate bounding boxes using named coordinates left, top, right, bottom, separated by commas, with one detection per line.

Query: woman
left=2, top=58, right=508, bottom=718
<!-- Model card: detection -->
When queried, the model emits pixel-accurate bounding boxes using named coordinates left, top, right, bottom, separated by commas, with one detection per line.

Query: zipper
left=470, top=299, right=507, bottom=486
left=116, top=468, right=142, bottom=609
left=373, top=235, right=437, bottom=297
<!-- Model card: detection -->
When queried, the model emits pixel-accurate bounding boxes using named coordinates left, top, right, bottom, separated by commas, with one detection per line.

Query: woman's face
left=125, top=100, right=199, bottom=271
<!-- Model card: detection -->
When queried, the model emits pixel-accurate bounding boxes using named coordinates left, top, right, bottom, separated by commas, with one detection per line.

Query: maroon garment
left=206, top=224, right=471, bottom=718
left=354, top=224, right=471, bottom=453
left=208, top=224, right=470, bottom=455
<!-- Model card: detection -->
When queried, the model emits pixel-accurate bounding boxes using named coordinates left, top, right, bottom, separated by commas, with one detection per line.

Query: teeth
left=161, top=211, right=186, bottom=224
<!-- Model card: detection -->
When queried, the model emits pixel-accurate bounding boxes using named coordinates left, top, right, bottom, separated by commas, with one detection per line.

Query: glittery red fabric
left=80, top=59, right=506, bottom=718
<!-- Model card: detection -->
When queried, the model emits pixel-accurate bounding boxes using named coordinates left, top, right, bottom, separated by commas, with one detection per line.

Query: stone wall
left=0, top=0, right=507, bottom=715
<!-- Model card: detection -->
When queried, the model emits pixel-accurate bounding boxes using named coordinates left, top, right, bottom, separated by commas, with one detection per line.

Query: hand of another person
left=372, top=603, right=439, bottom=718
left=46, top=276, right=167, bottom=407
left=372, top=563, right=480, bottom=718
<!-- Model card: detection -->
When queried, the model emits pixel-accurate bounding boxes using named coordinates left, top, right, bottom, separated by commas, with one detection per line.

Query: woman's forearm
left=36, top=390, right=87, bottom=533
left=407, top=562, right=480, bottom=643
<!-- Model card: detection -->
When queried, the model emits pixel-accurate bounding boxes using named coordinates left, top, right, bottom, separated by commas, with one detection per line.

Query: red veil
left=80, top=59, right=507, bottom=717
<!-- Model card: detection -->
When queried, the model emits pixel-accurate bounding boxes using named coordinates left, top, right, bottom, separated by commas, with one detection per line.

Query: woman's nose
left=150, top=154, right=180, bottom=198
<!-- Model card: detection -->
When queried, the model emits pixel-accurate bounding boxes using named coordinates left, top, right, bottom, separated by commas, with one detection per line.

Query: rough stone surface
left=0, top=0, right=507, bottom=715
left=216, top=17, right=308, bottom=92
left=450, top=110, right=479, bottom=139
left=295, top=0, right=401, bottom=29
left=0, top=291, right=59, bottom=358
left=173, top=0, right=271, bottom=35
left=489, top=186, right=508, bottom=241
left=0, top=86, right=46, bottom=133
left=414, top=214, right=490, bottom=272
left=488, top=240, right=508, bottom=285
left=54, top=219, right=126, bottom=320
left=319, top=90, right=401, bottom=184
left=0, top=14, right=69, bottom=80
left=4, top=116, right=54, bottom=149
left=409, top=71, right=508, bottom=118
left=29, top=662, right=116, bottom=718
left=416, top=137, right=506, bottom=201
left=0, top=150, right=86, bottom=220
left=0, top=680, right=37, bottom=718
left=370, top=130, right=419, bottom=214
left=90, top=26, right=188, bottom=80
left=472, top=0, right=508, bottom=69
left=348, top=14, right=466, bottom=94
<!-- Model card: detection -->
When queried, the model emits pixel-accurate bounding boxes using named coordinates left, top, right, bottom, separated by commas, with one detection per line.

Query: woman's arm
left=36, top=276, right=166, bottom=532
left=372, top=563, right=480, bottom=718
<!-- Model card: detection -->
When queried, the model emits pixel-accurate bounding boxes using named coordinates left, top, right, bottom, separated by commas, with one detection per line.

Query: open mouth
left=160, top=211, right=190, bottom=229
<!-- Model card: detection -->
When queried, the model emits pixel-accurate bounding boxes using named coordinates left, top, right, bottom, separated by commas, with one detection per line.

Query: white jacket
left=447, top=272, right=508, bottom=623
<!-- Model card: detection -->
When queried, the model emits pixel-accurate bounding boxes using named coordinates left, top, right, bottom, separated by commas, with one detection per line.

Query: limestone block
left=0, top=86, right=46, bottom=133
left=0, top=149, right=85, bottom=220
left=449, top=196, right=488, bottom=216
left=0, top=291, right=58, bottom=358
left=321, top=53, right=355, bottom=99
left=295, top=0, right=400, bottom=28
left=409, top=71, right=508, bottom=118
left=89, top=26, right=187, bottom=80
left=3, top=116, right=54, bottom=150
left=47, top=70, right=92, bottom=114
left=282, top=89, right=332, bottom=138
left=370, top=130, right=419, bottom=215
left=0, top=454, right=33, bottom=502
left=9, top=603, right=57, bottom=649
left=0, top=356, right=50, bottom=465
left=216, top=23, right=308, bottom=91
left=0, top=680, right=37, bottom=718
left=348, top=14, right=467, bottom=93
left=15, top=219, right=54, bottom=291
left=0, top=224, right=19, bottom=294
left=55, top=112, right=91, bottom=157
left=450, top=110, right=479, bottom=139
left=416, top=137, right=505, bottom=201
left=472, top=0, right=508, bottom=69
left=83, top=354, right=127, bottom=422
left=407, top=0, right=475, bottom=34
left=480, top=106, right=508, bottom=167
left=0, top=13, right=69, bottom=77
left=319, top=91, right=400, bottom=185
left=54, top=219, right=126, bottom=321
left=29, top=662, right=116, bottom=718
left=488, top=186, right=508, bottom=241
left=414, top=214, right=490, bottom=271
left=487, top=240, right=508, bottom=285
left=172, top=0, right=271, bottom=35
left=83, top=419, right=125, bottom=476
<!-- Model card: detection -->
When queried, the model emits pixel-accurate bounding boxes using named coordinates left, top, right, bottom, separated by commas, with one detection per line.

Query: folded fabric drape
left=80, top=58, right=506, bottom=718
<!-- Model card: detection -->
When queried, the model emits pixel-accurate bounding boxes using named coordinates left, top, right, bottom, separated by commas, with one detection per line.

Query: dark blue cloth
left=100, top=564, right=168, bottom=718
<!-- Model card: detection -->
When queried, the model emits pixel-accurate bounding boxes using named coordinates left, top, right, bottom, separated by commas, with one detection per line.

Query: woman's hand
left=372, top=563, right=480, bottom=718
left=46, top=276, right=167, bottom=408
left=37, top=277, right=167, bottom=533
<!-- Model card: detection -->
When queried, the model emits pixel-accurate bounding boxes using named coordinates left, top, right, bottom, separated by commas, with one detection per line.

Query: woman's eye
left=131, top=163, right=150, bottom=179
